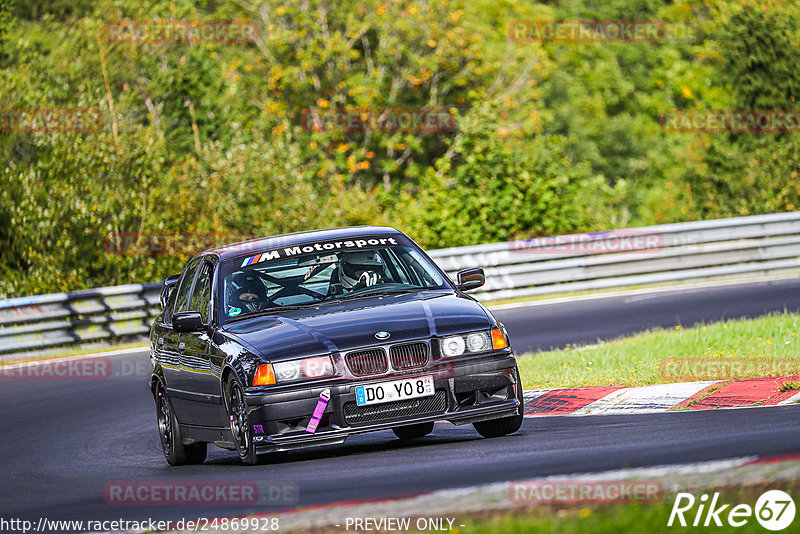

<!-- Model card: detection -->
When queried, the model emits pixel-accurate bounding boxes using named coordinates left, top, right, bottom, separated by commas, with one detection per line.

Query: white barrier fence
left=0, top=284, right=161, bottom=355
left=2, top=212, right=799, bottom=354
left=429, top=211, right=800, bottom=301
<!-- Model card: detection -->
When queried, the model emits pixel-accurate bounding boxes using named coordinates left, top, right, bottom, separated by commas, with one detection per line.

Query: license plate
left=355, top=376, right=435, bottom=406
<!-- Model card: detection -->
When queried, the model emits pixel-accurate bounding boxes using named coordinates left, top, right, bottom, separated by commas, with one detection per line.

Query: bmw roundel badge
left=375, top=331, right=391, bottom=340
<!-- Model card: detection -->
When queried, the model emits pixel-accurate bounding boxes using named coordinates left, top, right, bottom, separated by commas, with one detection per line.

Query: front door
left=180, top=259, right=226, bottom=427
left=162, top=256, right=202, bottom=422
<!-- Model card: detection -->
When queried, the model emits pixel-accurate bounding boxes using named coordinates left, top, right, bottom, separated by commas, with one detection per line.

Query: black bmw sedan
left=150, top=226, right=524, bottom=465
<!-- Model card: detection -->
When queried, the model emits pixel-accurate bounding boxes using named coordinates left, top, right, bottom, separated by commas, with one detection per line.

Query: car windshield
left=218, top=236, right=450, bottom=323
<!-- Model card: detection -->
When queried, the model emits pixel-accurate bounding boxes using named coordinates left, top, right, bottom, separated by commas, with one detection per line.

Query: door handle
left=178, top=342, right=185, bottom=351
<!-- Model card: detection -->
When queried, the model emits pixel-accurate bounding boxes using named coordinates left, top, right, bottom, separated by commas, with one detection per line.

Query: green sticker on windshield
left=228, top=307, right=242, bottom=317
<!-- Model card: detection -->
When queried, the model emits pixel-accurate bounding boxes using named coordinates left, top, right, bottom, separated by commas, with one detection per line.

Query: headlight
left=441, top=335, right=466, bottom=357
left=268, top=355, right=335, bottom=384
left=274, top=360, right=301, bottom=381
left=466, top=332, right=491, bottom=352
left=441, top=330, right=499, bottom=357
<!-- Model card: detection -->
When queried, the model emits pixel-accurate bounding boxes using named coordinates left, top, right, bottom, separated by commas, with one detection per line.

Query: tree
left=690, top=6, right=800, bottom=216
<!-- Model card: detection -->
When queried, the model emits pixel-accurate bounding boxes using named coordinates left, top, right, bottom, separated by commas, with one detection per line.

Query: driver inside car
left=336, top=251, right=386, bottom=293
left=228, top=271, right=271, bottom=314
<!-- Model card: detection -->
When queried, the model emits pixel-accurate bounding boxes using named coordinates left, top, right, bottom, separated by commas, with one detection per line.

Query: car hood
left=222, top=291, right=492, bottom=361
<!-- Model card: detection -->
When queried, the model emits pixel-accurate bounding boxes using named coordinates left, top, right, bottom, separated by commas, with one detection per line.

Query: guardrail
left=2, top=212, right=799, bottom=355
left=0, top=284, right=161, bottom=355
left=429, top=211, right=800, bottom=301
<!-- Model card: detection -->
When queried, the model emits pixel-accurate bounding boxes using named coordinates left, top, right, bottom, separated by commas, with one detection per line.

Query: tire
left=392, top=422, right=435, bottom=440
left=225, top=377, right=258, bottom=465
left=154, top=381, right=207, bottom=466
left=473, top=369, right=524, bottom=439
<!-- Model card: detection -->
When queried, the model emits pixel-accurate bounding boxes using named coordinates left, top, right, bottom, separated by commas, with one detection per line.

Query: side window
left=379, top=249, right=412, bottom=285
left=403, top=249, right=444, bottom=286
left=163, top=284, right=178, bottom=324
left=190, top=262, right=213, bottom=322
left=174, top=257, right=202, bottom=314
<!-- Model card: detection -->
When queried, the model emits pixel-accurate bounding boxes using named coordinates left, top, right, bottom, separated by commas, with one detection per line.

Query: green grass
left=516, top=311, right=800, bottom=389
left=450, top=482, right=800, bottom=534
left=301, top=482, right=800, bottom=534
left=780, top=380, right=800, bottom=392
left=671, top=384, right=725, bottom=411
left=299, top=481, right=800, bottom=534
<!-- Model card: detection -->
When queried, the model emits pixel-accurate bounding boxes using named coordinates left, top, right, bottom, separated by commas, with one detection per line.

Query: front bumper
left=244, top=353, right=520, bottom=451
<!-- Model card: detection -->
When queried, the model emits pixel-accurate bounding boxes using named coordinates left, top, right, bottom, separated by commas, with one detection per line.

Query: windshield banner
left=239, top=236, right=406, bottom=268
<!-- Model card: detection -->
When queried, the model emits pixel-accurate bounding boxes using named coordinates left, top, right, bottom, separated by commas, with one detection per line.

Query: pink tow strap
left=306, top=388, right=331, bottom=434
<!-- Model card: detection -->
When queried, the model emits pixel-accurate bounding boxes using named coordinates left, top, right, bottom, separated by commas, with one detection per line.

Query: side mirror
left=456, top=267, right=486, bottom=292
left=160, top=273, right=182, bottom=309
left=172, top=311, right=205, bottom=333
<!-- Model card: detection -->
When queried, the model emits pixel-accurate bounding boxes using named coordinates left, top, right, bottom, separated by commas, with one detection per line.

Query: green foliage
left=1, top=0, right=799, bottom=297
left=719, top=6, right=800, bottom=111
left=0, top=0, right=12, bottom=62
left=11, top=0, right=95, bottom=20
left=690, top=6, right=800, bottom=217
left=394, top=106, right=594, bottom=247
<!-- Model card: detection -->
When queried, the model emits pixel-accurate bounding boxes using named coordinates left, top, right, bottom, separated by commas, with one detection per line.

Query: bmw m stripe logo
left=375, top=331, right=391, bottom=340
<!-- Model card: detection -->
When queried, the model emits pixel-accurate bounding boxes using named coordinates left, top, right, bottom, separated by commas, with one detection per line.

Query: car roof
left=206, top=226, right=406, bottom=260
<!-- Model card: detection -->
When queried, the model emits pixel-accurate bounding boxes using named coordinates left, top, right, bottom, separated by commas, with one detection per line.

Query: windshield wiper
left=227, top=289, right=424, bottom=321
left=268, top=304, right=322, bottom=313
left=336, top=288, right=419, bottom=301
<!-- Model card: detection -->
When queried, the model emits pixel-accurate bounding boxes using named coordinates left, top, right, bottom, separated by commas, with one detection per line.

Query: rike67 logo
left=668, top=490, right=796, bottom=531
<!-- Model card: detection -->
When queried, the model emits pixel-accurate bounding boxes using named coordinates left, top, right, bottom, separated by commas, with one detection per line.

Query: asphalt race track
left=1, top=278, right=799, bottom=527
